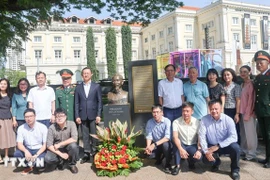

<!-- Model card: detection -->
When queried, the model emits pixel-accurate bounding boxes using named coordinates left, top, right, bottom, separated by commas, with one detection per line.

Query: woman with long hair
left=221, top=68, right=241, bottom=145
left=206, top=68, right=226, bottom=111
left=12, top=78, right=31, bottom=127
left=0, top=78, right=16, bottom=163
left=239, top=65, right=257, bottom=160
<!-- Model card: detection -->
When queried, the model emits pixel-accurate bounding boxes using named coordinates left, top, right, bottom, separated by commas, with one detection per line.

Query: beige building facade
left=23, top=0, right=270, bottom=85
left=141, top=0, right=270, bottom=75
left=24, top=16, right=141, bottom=85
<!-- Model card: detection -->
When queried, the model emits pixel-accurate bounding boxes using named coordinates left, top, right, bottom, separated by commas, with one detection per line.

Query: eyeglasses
left=25, top=115, right=35, bottom=119
left=19, top=83, right=27, bottom=86
left=55, top=114, right=66, bottom=119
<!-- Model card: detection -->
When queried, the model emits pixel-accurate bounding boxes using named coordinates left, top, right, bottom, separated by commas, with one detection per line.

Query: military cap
left=60, top=69, right=73, bottom=77
left=254, top=50, right=270, bottom=62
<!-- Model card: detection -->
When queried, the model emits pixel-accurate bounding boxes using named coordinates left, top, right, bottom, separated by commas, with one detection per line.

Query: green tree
left=0, top=0, right=183, bottom=60
left=5, top=70, right=26, bottom=87
left=121, top=25, right=132, bottom=79
left=86, top=27, right=99, bottom=82
left=105, top=27, right=117, bottom=78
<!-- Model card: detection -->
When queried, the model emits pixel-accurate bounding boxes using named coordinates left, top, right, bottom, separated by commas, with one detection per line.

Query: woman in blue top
left=12, top=78, right=30, bottom=127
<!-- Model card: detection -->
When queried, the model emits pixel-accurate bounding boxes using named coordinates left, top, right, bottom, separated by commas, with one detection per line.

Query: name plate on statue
left=103, top=104, right=131, bottom=132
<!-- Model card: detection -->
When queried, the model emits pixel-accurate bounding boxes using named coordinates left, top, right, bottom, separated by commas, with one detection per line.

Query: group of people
left=145, top=50, right=270, bottom=180
left=0, top=67, right=103, bottom=175
left=0, top=49, right=269, bottom=179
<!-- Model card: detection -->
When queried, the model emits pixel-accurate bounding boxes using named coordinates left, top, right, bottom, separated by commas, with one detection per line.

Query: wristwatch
left=154, top=142, right=158, bottom=147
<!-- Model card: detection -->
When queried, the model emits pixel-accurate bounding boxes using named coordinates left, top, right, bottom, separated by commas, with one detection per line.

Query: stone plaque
left=103, top=104, right=131, bottom=132
left=132, top=65, right=155, bottom=113
left=128, top=59, right=158, bottom=147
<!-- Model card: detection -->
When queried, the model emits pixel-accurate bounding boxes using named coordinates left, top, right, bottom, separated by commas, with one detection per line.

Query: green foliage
left=121, top=25, right=132, bottom=79
left=4, top=69, right=26, bottom=87
left=86, top=27, right=99, bottom=82
left=105, top=27, right=117, bottom=78
left=0, top=0, right=183, bottom=67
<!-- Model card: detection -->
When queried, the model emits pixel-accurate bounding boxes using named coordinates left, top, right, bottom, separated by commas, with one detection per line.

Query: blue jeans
left=38, top=119, right=51, bottom=128
left=14, top=147, right=46, bottom=167
left=174, top=141, right=201, bottom=166
left=202, top=142, right=240, bottom=173
left=163, top=106, right=182, bottom=122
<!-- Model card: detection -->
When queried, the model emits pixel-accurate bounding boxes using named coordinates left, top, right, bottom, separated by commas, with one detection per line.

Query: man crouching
left=45, top=107, right=79, bottom=174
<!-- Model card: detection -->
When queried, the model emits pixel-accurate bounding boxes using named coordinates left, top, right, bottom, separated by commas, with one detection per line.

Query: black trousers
left=45, top=142, right=79, bottom=166
left=202, top=142, right=240, bottom=173
left=257, top=116, right=270, bottom=162
left=154, top=141, right=172, bottom=166
left=81, top=120, right=97, bottom=154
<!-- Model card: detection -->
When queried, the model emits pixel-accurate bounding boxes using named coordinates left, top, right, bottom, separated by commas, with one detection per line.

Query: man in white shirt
left=158, top=64, right=184, bottom=122
left=171, top=102, right=202, bottom=175
left=27, top=71, right=55, bottom=128
left=14, top=108, right=48, bottom=175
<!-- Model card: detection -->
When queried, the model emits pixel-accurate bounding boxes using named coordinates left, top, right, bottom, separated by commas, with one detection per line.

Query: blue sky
left=64, top=0, right=270, bottom=19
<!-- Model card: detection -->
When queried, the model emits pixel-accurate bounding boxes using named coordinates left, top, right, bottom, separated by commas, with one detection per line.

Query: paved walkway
left=0, top=141, right=269, bottom=180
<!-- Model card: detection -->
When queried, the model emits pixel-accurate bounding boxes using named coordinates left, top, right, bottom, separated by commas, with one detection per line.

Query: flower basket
left=91, top=119, right=143, bottom=177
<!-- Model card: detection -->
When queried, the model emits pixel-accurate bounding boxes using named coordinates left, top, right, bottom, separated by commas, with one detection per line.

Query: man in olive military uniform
left=253, top=50, right=270, bottom=168
left=55, top=69, right=76, bottom=121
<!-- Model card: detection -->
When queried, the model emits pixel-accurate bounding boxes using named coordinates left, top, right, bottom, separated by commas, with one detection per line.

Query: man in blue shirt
left=199, top=99, right=240, bottom=180
left=184, top=67, right=209, bottom=120
left=145, top=104, right=172, bottom=173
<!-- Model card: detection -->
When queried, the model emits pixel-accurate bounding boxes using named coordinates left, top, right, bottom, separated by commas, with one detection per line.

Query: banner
left=170, top=49, right=223, bottom=78
left=243, top=14, right=251, bottom=49
left=262, top=16, right=269, bottom=50
left=170, top=50, right=200, bottom=78
left=156, top=53, right=170, bottom=79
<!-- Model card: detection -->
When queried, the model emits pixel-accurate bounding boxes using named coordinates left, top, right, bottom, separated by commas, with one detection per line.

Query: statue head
left=112, top=73, right=124, bottom=92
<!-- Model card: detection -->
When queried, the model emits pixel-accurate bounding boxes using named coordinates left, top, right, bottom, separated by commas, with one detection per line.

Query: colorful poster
left=156, top=53, right=170, bottom=79
left=243, top=14, right=251, bottom=49
left=170, top=49, right=223, bottom=78
left=170, top=50, right=200, bottom=78
left=200, top=49, right=223, bottom=77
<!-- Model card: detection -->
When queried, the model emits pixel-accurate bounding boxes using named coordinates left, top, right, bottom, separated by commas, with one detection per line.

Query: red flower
left=125, top=129, right=128, bottom=134
left=120, top=150, right=126, bottom=155
left=111, top=159, right=117, bottom=165
left=118, top=158, right=126, bottom=164
left=101, top=162, right=107, bottom=167
left=124, top=154, right=129, bottom=159
left=122, top=145, right=127, bottom=151
left=112, top=145, right=117, bottom=150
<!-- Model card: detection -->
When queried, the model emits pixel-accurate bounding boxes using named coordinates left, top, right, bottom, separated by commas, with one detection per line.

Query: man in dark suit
left=253, top=50, right=270, bottom=168
left=75, top=67, right=102, bottom=164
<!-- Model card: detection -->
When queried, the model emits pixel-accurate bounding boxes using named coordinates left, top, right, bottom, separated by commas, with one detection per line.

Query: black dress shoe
left=163, top=164, right=172, bottom=174
left=211, top=158, right=221, bottom=172
left=80, top=155, right=90, bottom=164
left=70, top=165, right=78, bottom=174
left=171, top=166, right=180, bottom=175
left=231, top=172, right=240, bottom=180
left=258, top=159, right=267, bottom=164
left=263, top=163, right=270, bottom=168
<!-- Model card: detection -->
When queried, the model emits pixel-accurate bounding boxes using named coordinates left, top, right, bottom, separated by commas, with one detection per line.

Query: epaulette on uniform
left=56, top=86, right=63, bottom=90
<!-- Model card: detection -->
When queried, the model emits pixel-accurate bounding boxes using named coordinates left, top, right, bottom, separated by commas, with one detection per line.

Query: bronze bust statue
left=107, top=73, right=128, bottom=104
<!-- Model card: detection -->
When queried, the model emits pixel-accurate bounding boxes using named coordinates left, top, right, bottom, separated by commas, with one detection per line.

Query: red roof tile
left=179, top=6, right=200, bottom=11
